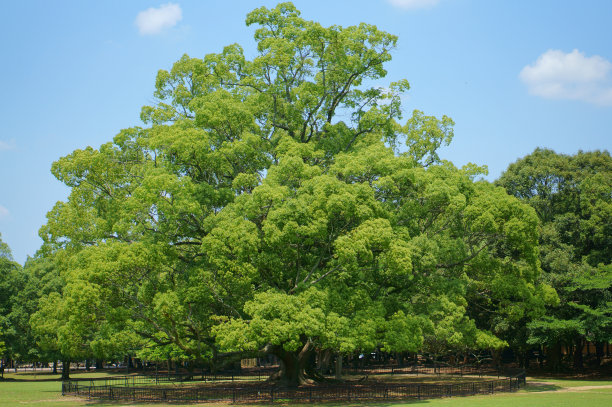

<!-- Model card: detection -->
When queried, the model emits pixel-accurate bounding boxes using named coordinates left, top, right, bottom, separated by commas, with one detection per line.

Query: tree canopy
left=497, top=148, right=612, bottom=370
left=0, top=235, right=64, bottom=369
left=0, top=233, right=24, bottom=363
left=33, top=2, right=548, bottom=385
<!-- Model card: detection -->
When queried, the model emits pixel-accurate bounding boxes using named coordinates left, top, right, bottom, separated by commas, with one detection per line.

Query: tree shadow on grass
left=68, top=398, right=435, bottom=406
left=523, top=383, right=563, bottom=392
left=70, top=399, right=486, bottom=407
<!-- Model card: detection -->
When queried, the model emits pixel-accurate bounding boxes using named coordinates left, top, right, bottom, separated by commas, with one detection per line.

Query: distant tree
left=0, top=236, right=67, bottom=372
left=0, top=327, right=6, bottom=362
left=0, top=234, right=12, bottom=261
left=14, top=253, right=64, bottom=368
left=497, top=148, right=612, bottom=370
left=29, top=248, right=134, bottom=379
left=0, top=233, right=25, bottom=367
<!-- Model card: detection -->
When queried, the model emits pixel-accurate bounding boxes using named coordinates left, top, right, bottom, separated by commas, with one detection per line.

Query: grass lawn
left=0, top=372, right=611, bottom=407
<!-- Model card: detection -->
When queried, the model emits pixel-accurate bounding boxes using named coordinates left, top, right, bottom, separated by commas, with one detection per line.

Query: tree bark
left=334, top=354, right=342, bottom=380
left=595, top=342, right=604, bottom=366
left=546, top=343, right=562, bottom=372
left=269, top=341, right=315, bottom=387
left=61, top=359, right=70, bottom=380
left=491, top=349, right=501, bottom=370
left=317, top=349, right=333, bottom=374
left=573, top=337, right=584, bottom=370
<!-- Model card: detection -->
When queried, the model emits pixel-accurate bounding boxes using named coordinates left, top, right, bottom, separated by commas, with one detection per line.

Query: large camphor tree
left=36, top=3, right=548, bottom=386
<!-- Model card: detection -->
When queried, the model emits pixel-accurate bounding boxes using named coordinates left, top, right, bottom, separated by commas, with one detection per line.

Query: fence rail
left=62, top=367, right=526, bottom=403
left=342, top=363, right=512, bottom=377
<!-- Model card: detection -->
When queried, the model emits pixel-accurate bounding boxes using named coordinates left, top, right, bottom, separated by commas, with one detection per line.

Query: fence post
left=309, top=388, right=312, bottom=403
left=417, top=384, right=421, bottom=400
left=232, top=387, right=236, bottom=403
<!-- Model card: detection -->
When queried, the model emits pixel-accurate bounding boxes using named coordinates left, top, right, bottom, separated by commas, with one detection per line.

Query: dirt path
left=528, top=381, right=612, bottom=393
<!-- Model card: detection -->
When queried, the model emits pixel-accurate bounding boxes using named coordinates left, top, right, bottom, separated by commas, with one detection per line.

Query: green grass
left=2, top=371, right=121, bottom=381
left=1, top=373, right=611, bottom=407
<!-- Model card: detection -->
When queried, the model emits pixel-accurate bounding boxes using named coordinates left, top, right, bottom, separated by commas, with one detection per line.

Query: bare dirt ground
left=528, top=381, right=612, bottom=392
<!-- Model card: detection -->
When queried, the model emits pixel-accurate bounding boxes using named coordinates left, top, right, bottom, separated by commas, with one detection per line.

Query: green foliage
left=0, top=233, right=26, bottom=361
left=33, top=3, right=546, bottom=381
left=498, top=148, right=612, bottom=367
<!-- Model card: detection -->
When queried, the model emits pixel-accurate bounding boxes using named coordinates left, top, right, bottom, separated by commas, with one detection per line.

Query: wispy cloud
left=135, top=3, right=183, bottom=35
left=0, top=205, right=9, bottom=220
left=387, top=0, right=440, bottom=10
left=520, top=49, right=612, bottom=106
left=0, top=139, right=16, bottom=151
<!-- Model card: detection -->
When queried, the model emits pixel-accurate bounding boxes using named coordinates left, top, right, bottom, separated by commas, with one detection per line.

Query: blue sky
left=1, top=0, right=611, bottom=264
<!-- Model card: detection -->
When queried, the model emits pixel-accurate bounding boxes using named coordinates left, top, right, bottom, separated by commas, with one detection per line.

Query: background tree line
left=1, top=2, right=610, bottom=383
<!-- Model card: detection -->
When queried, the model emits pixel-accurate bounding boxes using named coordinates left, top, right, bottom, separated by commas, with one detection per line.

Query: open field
left=1, top=372, right=611, bottom=407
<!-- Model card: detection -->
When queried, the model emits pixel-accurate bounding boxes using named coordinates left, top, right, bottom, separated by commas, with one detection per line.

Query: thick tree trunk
left=61, top=359, right=70, bottom=380
left=491, top=349, right=501, bottom=370
left=517, top=351, right=525, bottom=368
left=335, top=354, right=342, bottom=380
left=317, top=349, right=333, bottom=374
left=573, top=337, right=584, bottom=370
left=595, top=342, right=604, bottom=366
left=269, top=341, right=316, bottom=387
left=546, top=343, right=562, bottom=372
left=538, top=345, right=544, bottom=368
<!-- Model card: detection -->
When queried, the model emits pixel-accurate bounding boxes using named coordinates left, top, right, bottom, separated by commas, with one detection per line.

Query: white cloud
left=0, top=205, right=9, bottom=220
left=0, top=139, right=16, bottom=151
left=520, top=49, right=612, bottom=106
left=388, top=0, right=440, bottom=10
left=135, top=3, right=183, bottom=35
